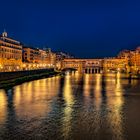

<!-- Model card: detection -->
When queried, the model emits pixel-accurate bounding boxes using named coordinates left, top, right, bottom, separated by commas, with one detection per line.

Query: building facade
left=1, top=31, right=140, bottom=74
left=22, top=47, right=56, bottom=70
left=45, top=48, right=56, bottom=68
left=103, top=58, right=128, bottom=73
left=0, top=31, right=22, bottom=71
left=62, top=59, right=103, bottom=73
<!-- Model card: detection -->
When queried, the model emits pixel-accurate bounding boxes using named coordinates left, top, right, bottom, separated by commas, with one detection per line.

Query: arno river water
left=0, top=72, right=140, bottom=140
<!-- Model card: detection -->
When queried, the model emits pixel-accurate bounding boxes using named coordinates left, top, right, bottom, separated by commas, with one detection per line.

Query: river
left=0, top=72, right=140, bottom=140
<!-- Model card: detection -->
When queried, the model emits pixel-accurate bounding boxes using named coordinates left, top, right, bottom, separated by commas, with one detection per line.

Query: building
left=55, top=51, right=74, bottom=69
left=23, top=46, right=36, bottom=63
left=134, top=47, right=140, bottom=72
left=22, top=46, right=40, bottom=69
left=0, top=31, right=22, bottom=71
left=129, top=47, right=140, bottom=74
left=1, top=31, right=140, bottom=74
left=45, top=48, right=56, bottom=68
left=117, top=48, right=140, bottom=74
left=55, top=51, right=74, bottom=61
left=103, top=58, right=127, bottom=73
left=22, top=47, right=56, bottom=70
left=62, top=59, right=103, bottom=73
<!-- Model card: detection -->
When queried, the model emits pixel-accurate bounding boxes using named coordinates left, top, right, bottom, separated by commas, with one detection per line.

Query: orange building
left=23, top=46, right=43, bottom=63
left=129, top=47, right=140, bottom=73
left=23, top=47, right=56, bottom=70
left=103, top=58, right=128, bottom=73
left=117, top=48, right=140, bottom=73
left=0, top=31, right=22, bottom=71
left=45, top=48, right=56, bottom=67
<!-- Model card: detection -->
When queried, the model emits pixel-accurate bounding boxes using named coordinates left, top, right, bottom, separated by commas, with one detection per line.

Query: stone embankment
left=0, top=69, right=61, bottom=89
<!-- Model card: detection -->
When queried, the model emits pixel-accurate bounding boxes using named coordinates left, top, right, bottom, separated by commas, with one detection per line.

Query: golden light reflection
left=116, top=72, right=123, bottom=96
left=83, top=74, right=91, bottom=98
left=14, top=77, right=60, bottom=119
left=93, top=74, right=102, bottom=110
left=0, top=90, right=7, bottom=125
left=74, top=71, right=80, bottom=82
left=62, top=74, right=74, bottom=139
left=94, top=74, right=102, bottom=96
left=106, top=73, right=124, bottom=140
left=105, top=76, right=116, bottom=93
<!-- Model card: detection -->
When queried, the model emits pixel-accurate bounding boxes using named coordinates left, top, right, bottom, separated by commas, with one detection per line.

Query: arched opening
left=85, top=69, right=87, bottom=73
left=98, top=69, right=100, bottom=73
left=89, top=69, right=91, bottom=74
left=92, top=69, right=94, bottom=74
left=95, top=69, right=97, bottom=74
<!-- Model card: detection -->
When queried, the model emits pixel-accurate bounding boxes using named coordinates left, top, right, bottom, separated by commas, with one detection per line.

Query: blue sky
left=1, top=0, right=140, bottom=58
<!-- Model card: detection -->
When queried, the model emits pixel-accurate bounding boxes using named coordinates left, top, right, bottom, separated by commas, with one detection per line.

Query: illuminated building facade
left=117, top=48, right=140, bottom=74
left=62, top=59, right=103, bottom=73
left=23, top=46, right=44, bottom=63
left=62, top=58, right=128, bottom=74
left=103, top=58, right=128, bottom=73
left=129, top=47, right=140, bottom=74
left=23, top=46, right=36, bottom=63
left=22, top=47, right=56, bottom=70
left=1, top=31, right=140, bottom=74
left=55, top=52, right=74, bottom=70
left=62, top=46, right=140, bottom=74
left=45, top=48, right=56, bottom=68
left=0, top=31, right=22, bottom=71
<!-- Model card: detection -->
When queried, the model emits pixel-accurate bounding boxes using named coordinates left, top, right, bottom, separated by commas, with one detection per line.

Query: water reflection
left=0, top=90, right=7, bottom=125
left=62, top=74, right=74, bottom=139
left=106, top=73, right=124, bottom=140
left=0, top=73, right=140, bottom=139
left=83, top=74, right=91, bottom=99
left=14, top=77, right=61, bottom=119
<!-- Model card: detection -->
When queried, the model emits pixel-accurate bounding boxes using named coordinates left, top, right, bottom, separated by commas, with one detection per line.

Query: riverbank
left=0, top=69, right=62, bottom=89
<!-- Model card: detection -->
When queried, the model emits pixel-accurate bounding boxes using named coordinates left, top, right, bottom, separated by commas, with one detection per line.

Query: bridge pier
left=84, top=68, right=102, bottom=74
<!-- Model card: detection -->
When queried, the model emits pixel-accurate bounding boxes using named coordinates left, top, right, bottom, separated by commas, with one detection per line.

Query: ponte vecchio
left=61, top=58, right=128, bottom=74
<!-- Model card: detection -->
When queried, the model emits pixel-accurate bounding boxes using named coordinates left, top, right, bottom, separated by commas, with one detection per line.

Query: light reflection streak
left=83, top=74, right=91, bottom=98
left=93, top=74, right=102, bottom=110
left=14, top=77, right=60, bottom=119
left=106, top=73, right=124, bottom=140
left=0, top=90, right=7, bottom=125
left=91, top=74, right=102, bottom=134
left=74, top=71, right=80, bottom=82
left=62, top=74, right=74, bottom=139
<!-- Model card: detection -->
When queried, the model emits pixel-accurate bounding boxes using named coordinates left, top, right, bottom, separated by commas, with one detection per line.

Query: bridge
left=61, top=59, right=103, bottom=74
left=61, top=58, right=128, bottom=74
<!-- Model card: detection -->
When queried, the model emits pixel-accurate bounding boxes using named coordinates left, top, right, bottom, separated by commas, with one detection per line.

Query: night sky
left=1, top=0, right=140, bottom=58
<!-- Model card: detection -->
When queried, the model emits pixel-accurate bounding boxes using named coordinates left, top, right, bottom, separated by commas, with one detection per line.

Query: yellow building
left=0, top=31, right=22, bottom=71
left=134, top=47, right=140, bottom=72
left=129, top=47, right=140, bottom=74
left=103, top=58, right=127, bottom=73
left=23, top=46, right=35, bottom=63
left=23, top=47, right=56, bottom=70
left=117, top=48, right=140, bottom=74
left=45, top=48, right=56, bottom=68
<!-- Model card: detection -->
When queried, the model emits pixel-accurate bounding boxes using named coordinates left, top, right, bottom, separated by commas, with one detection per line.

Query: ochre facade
left=1, top=31, right=140, bottom=74
left=62, top=58, right=128, bottom=73
left=0, top=31, right=22, bottom=71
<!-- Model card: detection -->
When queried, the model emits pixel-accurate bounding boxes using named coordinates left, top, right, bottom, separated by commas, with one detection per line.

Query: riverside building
left=22, top=47, right=56, bottom=70
left=1, top=31, right=140, bottom=74
left=0, top=31, right=22, bottom=71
